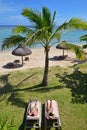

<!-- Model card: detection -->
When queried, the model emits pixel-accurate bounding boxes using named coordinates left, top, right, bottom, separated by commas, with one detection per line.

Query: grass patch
left=0, top=64, right=87, bottom=130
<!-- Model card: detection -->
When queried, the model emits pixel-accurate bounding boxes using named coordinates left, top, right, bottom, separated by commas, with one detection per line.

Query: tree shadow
left=0, top=73, right=37, bottom=107
left=0, top=74, right=13, bottom=94
left=70, top=59, right=87, bottom=66
left=14, top=83, right=49, bottom=93
left=18, top=104, right=27, bottom=130
left=55, top=68, right=87, bottom=104
left=14, top=82, right=64, bottom=94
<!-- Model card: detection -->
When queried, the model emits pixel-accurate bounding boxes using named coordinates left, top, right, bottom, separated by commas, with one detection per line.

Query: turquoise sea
left=0, top=26, right=87, bottom=50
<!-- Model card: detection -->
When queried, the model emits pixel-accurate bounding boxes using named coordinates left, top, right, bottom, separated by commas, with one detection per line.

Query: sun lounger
left=44, top=100, right=61, bottom=129
left=25, top=100, right=41, bottom=129
left=14, top=59, right=20, bottom=63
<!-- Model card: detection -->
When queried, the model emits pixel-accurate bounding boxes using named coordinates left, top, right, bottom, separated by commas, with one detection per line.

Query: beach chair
left=24, top=57, right=29, bottom=61
left=44, top=100, right=61, bottom=129
left=14, top=59, right=20, bottom=63
left=25, top=100, right=41, bottom=129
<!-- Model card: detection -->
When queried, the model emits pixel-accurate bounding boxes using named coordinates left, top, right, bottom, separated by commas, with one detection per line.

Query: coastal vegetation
left=0, top=63, right=87, bottom=130
left=2, top=7, right=87, bottom=86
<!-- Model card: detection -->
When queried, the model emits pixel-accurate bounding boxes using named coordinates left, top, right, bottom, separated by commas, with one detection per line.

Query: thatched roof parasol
left=56, top=41, right=68, bottom=56
left=12, top=44, right=32, bottom=66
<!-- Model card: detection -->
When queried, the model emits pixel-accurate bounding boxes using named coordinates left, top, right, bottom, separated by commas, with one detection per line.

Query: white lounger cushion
left=26, top=100, right=41, bottom=120
left=45, top=100, right=61, bottom=128
left=45, top=100, right=60, bottom=118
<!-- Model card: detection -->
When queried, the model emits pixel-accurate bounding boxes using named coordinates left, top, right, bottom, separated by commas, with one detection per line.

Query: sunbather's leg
left=46, top=100, right=55, bottom=119
left=49, top=100, right=53, bottom=112
left=46, top=100, right=50, bottom=112
left=34, top=101, right=38, bottom=113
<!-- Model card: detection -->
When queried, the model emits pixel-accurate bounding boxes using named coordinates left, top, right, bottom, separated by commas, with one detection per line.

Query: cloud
left=8, top=15, right=29, bottom=25
left=9, top=15, right=24, bottom=21
left=0, top=7, right=15, bottom=13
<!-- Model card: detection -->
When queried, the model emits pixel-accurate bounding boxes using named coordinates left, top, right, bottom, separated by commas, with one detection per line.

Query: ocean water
left=0, top=26, right=87, bottom=50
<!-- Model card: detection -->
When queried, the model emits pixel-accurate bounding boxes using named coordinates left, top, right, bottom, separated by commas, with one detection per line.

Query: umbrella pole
left=21, top=56, right=23, bottom=66
left=63, top=49, right=64, bottom=57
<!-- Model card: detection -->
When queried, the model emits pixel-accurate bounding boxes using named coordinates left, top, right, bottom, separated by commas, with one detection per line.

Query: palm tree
left=2, top=7, right=87, bottom=86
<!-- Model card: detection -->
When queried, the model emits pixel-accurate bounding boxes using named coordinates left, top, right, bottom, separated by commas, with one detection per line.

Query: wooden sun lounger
left=25, top=100, right=41, bottom=129
left=44, top=100, right=61, bottom=129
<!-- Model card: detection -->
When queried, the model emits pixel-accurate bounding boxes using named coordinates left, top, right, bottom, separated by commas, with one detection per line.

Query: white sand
left=0, top=47, right=85, bottom=74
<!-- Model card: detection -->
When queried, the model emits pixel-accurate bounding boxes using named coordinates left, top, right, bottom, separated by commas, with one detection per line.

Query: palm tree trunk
left=42, top=47, right=49, bottom=86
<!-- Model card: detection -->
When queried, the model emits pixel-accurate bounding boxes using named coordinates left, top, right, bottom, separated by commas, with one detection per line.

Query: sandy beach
left=0, top=47, right=86, bottom=74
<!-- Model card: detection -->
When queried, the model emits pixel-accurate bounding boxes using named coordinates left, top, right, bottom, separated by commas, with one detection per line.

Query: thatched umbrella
left=56, top=41, right=68, bottom=57
left=12, top=44, right=32, bottom=66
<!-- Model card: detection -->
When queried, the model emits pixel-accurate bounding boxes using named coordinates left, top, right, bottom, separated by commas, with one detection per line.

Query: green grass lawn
left=0, top=63, right=87, bottom=130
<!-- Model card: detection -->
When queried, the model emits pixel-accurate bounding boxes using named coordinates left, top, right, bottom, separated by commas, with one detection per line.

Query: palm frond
left=80, top=34, right=87, bottom=42
left=52, top=11, right=56, bottom=26
left=22, top=8, right=42, bottom=29
left=56, top=21, right=69, bottom=32
left=13, top=25, right=31, bottom=34
left=42, top=7, right=56, bottom=32
left=56, top=18, right=87, bottom=32
left=68, top=18, right=87, bottom=30
left=2, top=35, right=26, bottom=50
left=42, top=7, right=51, bottom=26
left=54, top=32, right=62, bottom=43
left=74, top=46, right=85, bottom=60
left=24, top=27, right=48, bottom=46
left=82, top=44, right=87, bottom=49
left=60, top=41, right=85, bottom=60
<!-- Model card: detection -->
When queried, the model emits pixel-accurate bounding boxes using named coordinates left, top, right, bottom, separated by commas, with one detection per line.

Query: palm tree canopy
left=11, top=7, right=57, bottom=48
left=22, top=7, right=56, bottom=31
left=2, top=35, right=26, bottom=50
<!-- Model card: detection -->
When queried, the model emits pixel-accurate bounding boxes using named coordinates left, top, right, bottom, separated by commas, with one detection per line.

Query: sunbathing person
left=28, top=101, right=38, bottom=116
left=46, top=100, right=55, bottom=119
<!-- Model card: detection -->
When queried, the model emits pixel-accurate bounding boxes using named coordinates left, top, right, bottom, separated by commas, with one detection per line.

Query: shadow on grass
left=14, top=83, right=64, bottom=93
left=0, top=72, right=64, bottom=108
left=0, top=73, right=37, bottom=108
left=14, top=83, right=49, bottom=93
left=18, top=104, right=27, bottom=130
left=70, top=59, right=87, bottom=65
left=0, top=74, right=13, bottom=94
left=55, top=68, right=87, bottom=104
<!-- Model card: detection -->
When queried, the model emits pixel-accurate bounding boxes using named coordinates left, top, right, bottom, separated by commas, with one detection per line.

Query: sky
left=0, top=0, right=87, bottom=26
